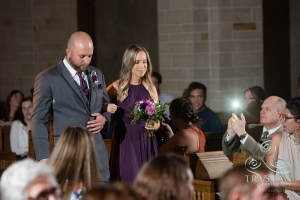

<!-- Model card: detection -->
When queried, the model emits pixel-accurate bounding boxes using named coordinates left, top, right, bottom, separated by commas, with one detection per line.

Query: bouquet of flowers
left=128, top=99, right=171, bottom=137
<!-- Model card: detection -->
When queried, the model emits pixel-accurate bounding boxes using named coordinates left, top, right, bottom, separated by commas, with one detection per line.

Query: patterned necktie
left=76, top=71, right=89, bottom=96
left=260, top=131, right=269, bottom=143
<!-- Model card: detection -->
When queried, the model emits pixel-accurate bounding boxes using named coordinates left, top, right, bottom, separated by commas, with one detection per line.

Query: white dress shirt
left=10, top=120, right=28, bottom=155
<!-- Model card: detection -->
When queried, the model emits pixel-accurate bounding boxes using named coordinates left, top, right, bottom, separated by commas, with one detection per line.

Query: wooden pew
left=174, top=145, right=189, bottom=164
left=232, top=152, right=249, bottom=167
left=190, top=151, right=233, bottom=180
left=204, top=131, right=224, bottom=152
left=193, top=179, right=215, bottom=200
left=216, top=111, right=231, bottom=131
left=28, top=130, right=36, bottom=160
left=0, top=151, right=16, bottom=177
left=0, top=126, right=12, bottom=153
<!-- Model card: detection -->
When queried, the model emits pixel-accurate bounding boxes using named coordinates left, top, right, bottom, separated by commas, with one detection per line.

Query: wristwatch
left=239, top=133, right=248, bottom=140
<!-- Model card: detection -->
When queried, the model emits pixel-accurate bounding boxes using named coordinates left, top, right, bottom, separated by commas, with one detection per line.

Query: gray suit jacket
left=222, top=124, right=283, bottom=159
left=32, top=60, right=111, bottom=181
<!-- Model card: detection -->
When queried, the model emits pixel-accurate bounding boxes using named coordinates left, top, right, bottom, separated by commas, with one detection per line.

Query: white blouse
left=10, top=120, right=28, bottom=155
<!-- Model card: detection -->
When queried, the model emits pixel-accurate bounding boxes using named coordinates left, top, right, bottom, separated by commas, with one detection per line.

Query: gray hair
left=0, top=159, right=59, bottom=200
left=276, top=97, right=286, bottom=112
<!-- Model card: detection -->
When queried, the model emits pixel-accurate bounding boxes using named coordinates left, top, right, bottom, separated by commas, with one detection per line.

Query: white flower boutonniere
left=91, top=70, right=102, bottom=90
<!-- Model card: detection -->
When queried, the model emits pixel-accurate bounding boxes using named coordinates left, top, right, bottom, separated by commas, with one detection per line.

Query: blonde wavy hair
left=118, top=44, right=157, bottom=102
left=48, top=126, right=99, bottom=200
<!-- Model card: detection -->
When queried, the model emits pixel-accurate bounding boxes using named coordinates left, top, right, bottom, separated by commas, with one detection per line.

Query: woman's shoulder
left=107, top=80, right=119, bottom=92
left=180, top=127, right=198, bottom=139
left=11, top=120, right=22, bottom=127
left=271, top=132, right=283, bottom=144
left=142, top=81, right=158, bottom=101
left=112, top=80, right=119, bottom=90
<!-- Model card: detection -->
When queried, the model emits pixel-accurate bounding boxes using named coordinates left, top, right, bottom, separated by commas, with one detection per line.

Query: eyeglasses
left=28, top=187, right=61, bottom=200
left=282, top=115, right=296, bottom=122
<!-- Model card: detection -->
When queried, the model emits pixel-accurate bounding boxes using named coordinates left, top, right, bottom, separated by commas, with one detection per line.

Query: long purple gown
left=110, top=84, right=159, bottom=183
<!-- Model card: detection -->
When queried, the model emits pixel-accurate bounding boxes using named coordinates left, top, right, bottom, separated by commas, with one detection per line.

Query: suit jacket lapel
left=59, top=62, right=90, bottom=112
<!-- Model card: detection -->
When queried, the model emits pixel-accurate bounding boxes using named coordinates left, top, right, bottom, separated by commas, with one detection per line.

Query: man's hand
left=39, top=158, right=48, bottom=164
left=87, top=113, right=106, bottom=134
left=227, top=117, right=236, bottom=136
left=145, top=121, right=160, bottom=131
left=107, top=103, right=117, bottom=114
left=231, top=113, right=246, bottom=137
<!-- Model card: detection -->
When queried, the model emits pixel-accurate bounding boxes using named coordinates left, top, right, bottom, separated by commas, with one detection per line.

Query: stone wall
left=0, top=0, right=77, bottom=99
left=157, top=0, right=263, bottom=111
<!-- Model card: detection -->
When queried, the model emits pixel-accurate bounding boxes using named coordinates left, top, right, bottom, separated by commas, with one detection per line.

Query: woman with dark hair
left=243, top=86, right=265, bottom=125
left=266, top=100, right=300, bottom=200
left=159, top=97, right=206, bottom=154
left=10, top=97, right=32, bottom=160
left=0, top=90, right=24, bottom=126
left=47, top=126, right=99, bottom=200
left=108, top=44, right=160, bottom=183
left=133, top=153, right=194, bottom=200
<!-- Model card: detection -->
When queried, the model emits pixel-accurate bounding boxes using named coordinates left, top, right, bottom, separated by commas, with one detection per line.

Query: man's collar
left=263, top=124, right=282, bottom=134
left=63, top=58, right=77, bottom=78
left=196, top=105, right=206, bottom=113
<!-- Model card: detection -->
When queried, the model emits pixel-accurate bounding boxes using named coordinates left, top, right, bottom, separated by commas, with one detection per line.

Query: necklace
left=288, top=133, right=300, bottom=145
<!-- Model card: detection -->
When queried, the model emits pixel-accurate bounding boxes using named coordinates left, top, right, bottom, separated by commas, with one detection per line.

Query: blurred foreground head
left=133, top=153, right=194, bottom=200
left=0, top=159, right=60, bottom=200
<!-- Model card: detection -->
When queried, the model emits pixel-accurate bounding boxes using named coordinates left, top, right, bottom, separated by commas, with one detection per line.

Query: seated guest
left=151, top=71, right=175, bottom=147
left=266, top=100, right=300, bottom=200
left=10, top=97, right=33, bottom=160
left=187, top=82, right=222, bottom=132
left=290, top=76, right=300, bottom=102
left=0, top=159, right=61, bottom=200
left=133, top=153, right=194, bottom=200
left=242, top=86, right=265, bottom=125
left=159, top=97, right=205, bottom=154
left=151, top=71, right=174, bottom=119
left=219, top=164, right=287, bottom=200
left=47, top=126, right=99, bottom=200
left=222, top=96, right=286, bottom=158
left=82, top=182, right=140, bottom=200
left=0, top=90, right=24, bottom=126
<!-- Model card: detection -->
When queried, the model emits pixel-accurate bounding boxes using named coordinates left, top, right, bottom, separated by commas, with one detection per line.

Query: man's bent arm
left=31, top=72, right=52, bottom=161
left=100, top=74, right=111, bottom=124
left=240, top=135, right=266, bottom=159
left=222, top=131, right=241, bottom=156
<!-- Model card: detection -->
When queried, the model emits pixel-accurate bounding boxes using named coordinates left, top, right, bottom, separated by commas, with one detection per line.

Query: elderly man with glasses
left=222, top=96, right=286, bottom=159
left=0, top=159, right=61, bottom=200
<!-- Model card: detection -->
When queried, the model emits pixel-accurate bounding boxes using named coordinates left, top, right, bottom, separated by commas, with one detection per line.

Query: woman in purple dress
left=108, top=44, right=160, bottom=183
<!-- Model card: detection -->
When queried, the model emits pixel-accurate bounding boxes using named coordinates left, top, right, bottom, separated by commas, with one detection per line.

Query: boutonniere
left=90, top=70, right=102, bottom=90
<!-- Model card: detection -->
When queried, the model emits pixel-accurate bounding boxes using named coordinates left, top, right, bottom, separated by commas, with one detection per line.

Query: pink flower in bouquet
left=146, top=103, right=156, bottom=115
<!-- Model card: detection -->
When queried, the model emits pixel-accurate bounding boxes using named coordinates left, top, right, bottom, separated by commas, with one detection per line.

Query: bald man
left=32, top=31, right=111, bottom=182
left=222, top=96, right=286, bottom=159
